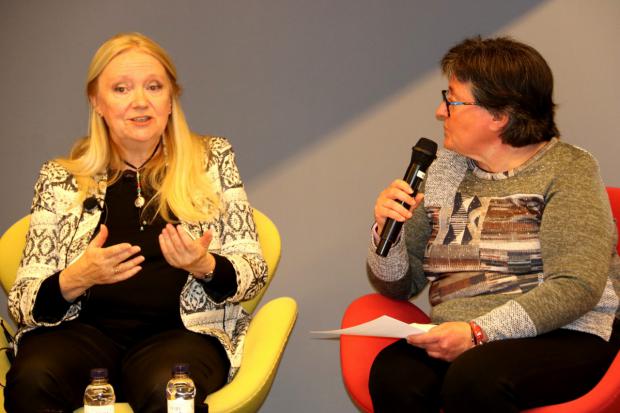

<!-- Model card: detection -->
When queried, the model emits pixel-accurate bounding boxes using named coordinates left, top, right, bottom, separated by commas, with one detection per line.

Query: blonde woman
left=6, top=32, right=266, bottom=412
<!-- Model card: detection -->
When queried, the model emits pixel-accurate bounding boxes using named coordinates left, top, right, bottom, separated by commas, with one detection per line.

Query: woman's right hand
left=59, top=224, right=144, bottom=302
left=374, top=179, right=425, bottom=234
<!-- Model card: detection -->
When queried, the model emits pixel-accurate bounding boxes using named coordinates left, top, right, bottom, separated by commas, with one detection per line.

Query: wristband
left=469, top=321, right=486, bottom=346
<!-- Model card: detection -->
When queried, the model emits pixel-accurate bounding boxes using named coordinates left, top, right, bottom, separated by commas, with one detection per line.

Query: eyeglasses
left=441, top=90, right=478, bottom=117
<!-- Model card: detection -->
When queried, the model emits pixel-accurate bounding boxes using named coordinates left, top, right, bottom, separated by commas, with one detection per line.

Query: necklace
left=122, top=139, right=161, bottom=210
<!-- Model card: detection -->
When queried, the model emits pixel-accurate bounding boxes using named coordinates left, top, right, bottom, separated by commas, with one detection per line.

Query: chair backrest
left=607, top=187, right=620, bottom=255
left=243, top=209, right=282, bottom=314
left=0, top=209, right=280, bottom=316
left=0, top=215, right=30, bottom=296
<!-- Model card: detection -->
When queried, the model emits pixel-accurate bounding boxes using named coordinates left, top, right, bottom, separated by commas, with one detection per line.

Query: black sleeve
left=196, top=254, right=238, bottom=304
left=32, top=272, right=74, bottom=323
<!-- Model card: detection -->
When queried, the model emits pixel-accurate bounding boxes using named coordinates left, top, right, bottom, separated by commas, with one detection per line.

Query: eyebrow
left=107, top=75, right=166, bottom=85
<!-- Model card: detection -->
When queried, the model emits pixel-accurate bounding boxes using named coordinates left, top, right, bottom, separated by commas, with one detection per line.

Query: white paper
left=311, top=315, right=436, bottom=338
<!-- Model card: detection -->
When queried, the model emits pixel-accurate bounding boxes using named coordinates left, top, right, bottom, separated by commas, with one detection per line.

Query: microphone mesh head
left=415, top=137, right=438, bottom=155
left=412, top=137, right=438, bottom=168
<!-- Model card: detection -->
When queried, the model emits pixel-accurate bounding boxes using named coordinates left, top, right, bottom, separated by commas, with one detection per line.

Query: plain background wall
left=1, top=1, right=619, bottom=411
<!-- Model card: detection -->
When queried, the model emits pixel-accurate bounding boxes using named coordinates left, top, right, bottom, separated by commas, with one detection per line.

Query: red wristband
left=469, top=321, right=486, bottom=346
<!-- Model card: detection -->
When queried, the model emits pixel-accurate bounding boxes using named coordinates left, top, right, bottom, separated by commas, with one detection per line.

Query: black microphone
left=83, top=196, right=100, bottom=211
left=376, top=137, right=437, bottom=257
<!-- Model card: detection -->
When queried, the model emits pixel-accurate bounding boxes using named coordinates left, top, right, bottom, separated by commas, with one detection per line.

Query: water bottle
left=166, top=363, right=196, bottom=413
left=84, top=368, right=115, bottom=412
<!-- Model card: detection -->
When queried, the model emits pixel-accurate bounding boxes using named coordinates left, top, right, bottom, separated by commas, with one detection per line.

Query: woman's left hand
left=406, top=321, right=474, bottom=361
left=159, top=224, right=215, bottom=278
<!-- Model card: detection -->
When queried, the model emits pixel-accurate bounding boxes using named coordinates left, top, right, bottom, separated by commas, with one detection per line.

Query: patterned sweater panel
left=368, top=138, right=619, bottom=341
left=8, top=136, right=267, bottom=380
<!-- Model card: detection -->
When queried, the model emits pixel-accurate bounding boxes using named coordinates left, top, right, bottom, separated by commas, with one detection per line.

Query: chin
left=129, top=133, right=161, bottom=143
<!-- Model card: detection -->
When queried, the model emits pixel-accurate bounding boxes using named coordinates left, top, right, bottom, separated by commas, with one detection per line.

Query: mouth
left=129, top=116, right=153, bottom=124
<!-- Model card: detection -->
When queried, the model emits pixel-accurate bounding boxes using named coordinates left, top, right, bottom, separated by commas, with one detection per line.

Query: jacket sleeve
left=206, top=137, right=267, bottom=304
left=8, top=161, right=81, bottom=327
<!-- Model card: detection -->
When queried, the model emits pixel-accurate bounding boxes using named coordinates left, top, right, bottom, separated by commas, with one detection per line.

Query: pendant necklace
left=122, top=140, right=161, bottom=228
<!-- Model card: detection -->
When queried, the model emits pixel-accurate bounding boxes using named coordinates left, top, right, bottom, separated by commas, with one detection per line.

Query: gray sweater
left=368, top=138, right=619, bottom=341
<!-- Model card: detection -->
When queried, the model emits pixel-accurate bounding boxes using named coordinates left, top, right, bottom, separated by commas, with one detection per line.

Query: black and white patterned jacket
left=8, top=136, right=267, bottom=380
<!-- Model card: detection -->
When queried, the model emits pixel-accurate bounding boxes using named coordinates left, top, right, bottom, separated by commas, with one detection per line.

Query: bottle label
left=167, top=398, right=194, bottom=413
left=84, top=406, right=114, bottom=413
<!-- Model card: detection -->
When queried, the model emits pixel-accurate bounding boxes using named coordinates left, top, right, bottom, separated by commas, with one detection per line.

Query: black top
left=33, top=170, right=237, bottom=348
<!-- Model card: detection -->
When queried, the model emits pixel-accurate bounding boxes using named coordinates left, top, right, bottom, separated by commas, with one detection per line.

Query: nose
left=132, top=88, right=148, bottom=108
left=435, top=101, right=448, bottom=121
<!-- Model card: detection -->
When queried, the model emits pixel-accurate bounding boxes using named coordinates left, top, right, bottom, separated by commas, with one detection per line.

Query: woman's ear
left=490, top=111, right=509, bottom=133
left=90, top=96, right=100, bottom=117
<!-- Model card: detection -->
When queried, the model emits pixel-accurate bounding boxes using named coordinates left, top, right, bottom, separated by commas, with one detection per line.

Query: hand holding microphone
left=375, top=138, right=437, bottom=257
left=374, top=181, right=425, bottom=233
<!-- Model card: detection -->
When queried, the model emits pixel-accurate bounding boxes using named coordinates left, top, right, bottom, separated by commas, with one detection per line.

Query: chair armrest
left=206, top=296, right=298, bottom=413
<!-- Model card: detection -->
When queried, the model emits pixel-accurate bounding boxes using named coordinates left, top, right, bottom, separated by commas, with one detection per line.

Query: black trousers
left=4, top=321, right=230, bottom=413
left=369, top=327, right=619, bottom=413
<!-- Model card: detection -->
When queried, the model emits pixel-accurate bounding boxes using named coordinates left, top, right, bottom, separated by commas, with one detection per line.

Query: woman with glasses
left=5, top=32, right=266, bottom=412
left=367, top=36, right=619, bottom=412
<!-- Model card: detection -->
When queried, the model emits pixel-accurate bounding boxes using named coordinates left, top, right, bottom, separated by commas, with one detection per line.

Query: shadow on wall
left=176, top=0, right=546, bottom=182
left=0, top=0, right=545, bottom=231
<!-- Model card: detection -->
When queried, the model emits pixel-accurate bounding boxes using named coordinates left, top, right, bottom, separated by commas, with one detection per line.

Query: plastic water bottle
left=84, top=368, right=115, bottom=412
left=166, top=363, right=196, bottom=413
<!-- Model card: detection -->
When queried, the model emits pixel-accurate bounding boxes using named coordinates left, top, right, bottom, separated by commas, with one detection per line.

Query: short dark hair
left=441, top=36, right=559, bottom=147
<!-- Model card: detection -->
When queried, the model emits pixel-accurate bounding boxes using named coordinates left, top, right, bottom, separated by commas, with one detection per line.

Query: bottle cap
left=90, top=368, right=109, bottom=379
left=172, top=363, right=190, bottom=375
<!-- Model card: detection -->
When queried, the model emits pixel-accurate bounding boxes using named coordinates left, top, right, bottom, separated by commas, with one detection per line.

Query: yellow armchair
left=0, top=209, right=296, bottom=413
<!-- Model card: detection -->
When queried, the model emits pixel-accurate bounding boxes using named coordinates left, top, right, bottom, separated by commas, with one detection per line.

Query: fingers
left=91, top=224, right=109, bottom=248
left=406, top=332, right=436, bottom=346
left=163, top=224, right=193, bottom=251
left=407, top=334, right=447, bottom=359
left=375, top=180, right=424, bottom=230
left=406, top=322, right=474, bottom=362
left=110, top=254, right=145, bottom=282
left=79, top=225, right=144, bottom=285
left=198, top=231, right=213, bottom=249
left=159, top=230, right=175, bottom=266
left=107, top=243, right=141, bottom=259
left=159, top=225, right=212, bottom=271
left=88, top=225, right=141, bottom=263
left=158, top=224, right=184, bottom=265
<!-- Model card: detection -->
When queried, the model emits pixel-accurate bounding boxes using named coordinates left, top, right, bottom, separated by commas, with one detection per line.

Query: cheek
left=155, top=97, right=172, bottom=115
left=100, top=98, right=127, bottom=119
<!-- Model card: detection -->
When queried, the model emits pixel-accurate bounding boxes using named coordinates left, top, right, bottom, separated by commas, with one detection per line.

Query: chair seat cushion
left=340, top=294, right=430, bottom=413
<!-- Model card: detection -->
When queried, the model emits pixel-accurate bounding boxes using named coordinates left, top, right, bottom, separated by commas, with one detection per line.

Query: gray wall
left=1, top=1, right=619, bottom=411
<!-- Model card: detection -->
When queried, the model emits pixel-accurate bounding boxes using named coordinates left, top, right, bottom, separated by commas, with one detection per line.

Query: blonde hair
left=57, top=32, right=218, bottom=223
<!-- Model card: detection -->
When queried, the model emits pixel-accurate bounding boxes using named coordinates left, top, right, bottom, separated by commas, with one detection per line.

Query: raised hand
left=158, top=224, right=215, bottom=279
left=374, top=179, right=425, bottom=234
left=59, top=224, right=144, bottom=301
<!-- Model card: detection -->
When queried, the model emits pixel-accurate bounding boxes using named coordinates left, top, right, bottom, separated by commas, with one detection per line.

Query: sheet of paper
left=311, top=315, right=436, bottom=338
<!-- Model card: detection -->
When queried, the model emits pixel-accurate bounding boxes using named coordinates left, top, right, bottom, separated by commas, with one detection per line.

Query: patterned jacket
left=8, top=136, right=267, bottom=380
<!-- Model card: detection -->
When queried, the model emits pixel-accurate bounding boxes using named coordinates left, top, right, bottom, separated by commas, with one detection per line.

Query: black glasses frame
left=441, top=90, right=478, bottom=117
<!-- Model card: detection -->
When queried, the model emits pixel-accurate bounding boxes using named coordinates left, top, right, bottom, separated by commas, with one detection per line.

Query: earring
left=162, top=137, right=169, bottom=167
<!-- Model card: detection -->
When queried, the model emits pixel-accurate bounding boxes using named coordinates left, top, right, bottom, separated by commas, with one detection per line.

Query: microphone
left=376, top=137, right=437, bottom=257
left=83, top=196, right=100, bottom=211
